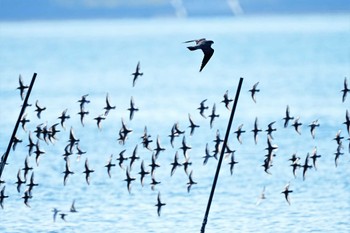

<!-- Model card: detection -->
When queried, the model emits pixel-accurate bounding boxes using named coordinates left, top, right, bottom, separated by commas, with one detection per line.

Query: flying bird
left=58, top=109, right=70, bottom=130
left=63, top=157, right=74, bottom=186
left=83, top=158, right=94, bottom=185
left=283, top=105, right=294, bottom=128
left=221, top=90, right=233, bottom=110
left=17, top=74, right=29, bottom=100
left=132, top=61, right=143, bottom=87
left=281, top=182, right=293, bottom=205
left=170, top=151, right=182, bottom=176
left=234, top=124, right=245, bottom=144
left=105, top=154, right=116, bottom=178
left=256, top=186, right=266, bottom=206
left=341, top=77, right=349, bottom=102
left=188, top=114, right=200, bottom=136
left=35, top=100, right=46, bottom=119
left=128, top=96, right=139, bottom=121
left=251, top=117, right=262, bottom=144
left=155, top=192, right=166, bottom=217
left=197, top=99, right=209, bottom=118
left=309, top=120, right=320, bottom=139
left=208, top=103, right=219, bottom=129
left=138, top=160, right=150, bottom=186
left=70, top=200, right=78, bottom=212
left=52, top=208, right=60, bottom=222
left=187, top=170, right=197, bottom=193
left=249, top=82, right=260, bottom=103
left=184, top=38, right=214, bottom=72
left=0, top=186, right=9, bottom=209
left=104, top=93, right=116, bottom=116
left=124, top=167, right=136, bottom=194
left=228, top=152, right=239, bottom=175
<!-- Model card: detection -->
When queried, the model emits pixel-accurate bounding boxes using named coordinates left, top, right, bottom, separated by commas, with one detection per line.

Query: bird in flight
left=132, top=61, right=143, bottom=87
left=184, top=38, right=214, bottom=72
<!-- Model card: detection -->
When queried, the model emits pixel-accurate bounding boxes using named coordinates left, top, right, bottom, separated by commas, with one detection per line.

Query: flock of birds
left=0, top=39, right=349, bottom=222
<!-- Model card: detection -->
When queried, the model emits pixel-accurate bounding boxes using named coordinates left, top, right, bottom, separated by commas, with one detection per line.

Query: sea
left=0, top=14, right=349, bottom=233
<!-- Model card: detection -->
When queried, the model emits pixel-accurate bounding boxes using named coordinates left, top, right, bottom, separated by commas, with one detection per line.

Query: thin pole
left=0, top=73, right=37, bottom=180
left=200, top=77, right=243, bottom=233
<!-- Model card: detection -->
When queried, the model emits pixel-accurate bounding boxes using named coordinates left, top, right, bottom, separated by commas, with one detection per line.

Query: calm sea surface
left=0, top=14, right=349, bottom=233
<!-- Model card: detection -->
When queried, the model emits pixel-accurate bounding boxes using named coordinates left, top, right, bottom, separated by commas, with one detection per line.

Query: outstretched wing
left=200, top=47, right=214, bottom=72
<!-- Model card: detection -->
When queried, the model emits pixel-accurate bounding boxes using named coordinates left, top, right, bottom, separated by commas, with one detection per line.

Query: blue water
left=0, top=14, right=349, bottom=233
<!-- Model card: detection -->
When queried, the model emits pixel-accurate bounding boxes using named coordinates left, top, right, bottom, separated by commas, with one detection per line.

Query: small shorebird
left=132, top=61, right=143, bottom=87
left=184, top=38, right=214, bottom=72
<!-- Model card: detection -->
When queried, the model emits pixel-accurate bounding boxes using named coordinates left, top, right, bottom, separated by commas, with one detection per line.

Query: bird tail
left=187, top=46, right=197, bottom=51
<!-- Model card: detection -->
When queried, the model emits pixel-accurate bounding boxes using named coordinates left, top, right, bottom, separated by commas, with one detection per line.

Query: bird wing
left=200, top=47, right=214, bottom=72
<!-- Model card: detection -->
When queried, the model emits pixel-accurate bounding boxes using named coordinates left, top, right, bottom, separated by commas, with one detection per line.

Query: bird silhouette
left=249, top=82, right=260, bottom=103
left=155, top=192, right=166, bottom=217
left=341, top=77, right=349, bottom=102
left=132, top=61, right=143, bottom=87
left=184, top=38, right=214, bottom=72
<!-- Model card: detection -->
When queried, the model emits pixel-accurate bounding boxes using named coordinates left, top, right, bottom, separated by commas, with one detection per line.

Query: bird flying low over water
left=281, top=182, right=293, bottom=205
left=132, top=61, right=143, bottom=87
left=341, top=77, right=349, bottom=102
left=17, top=74, right=28, bottom=100
left=249, top=82, right=260, bottom=103
left=184, top=38, right=214, bottom=72
left=155, top=192, right=166, bottom=217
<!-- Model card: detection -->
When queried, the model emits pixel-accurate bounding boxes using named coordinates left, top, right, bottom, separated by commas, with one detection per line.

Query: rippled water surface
left=0, top=15, right=349, bottom=233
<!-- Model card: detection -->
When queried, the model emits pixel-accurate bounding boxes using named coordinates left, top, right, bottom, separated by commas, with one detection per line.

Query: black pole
left=200, top=77, right=243, bottom=233
left=0, top=73, right=37, bottom=180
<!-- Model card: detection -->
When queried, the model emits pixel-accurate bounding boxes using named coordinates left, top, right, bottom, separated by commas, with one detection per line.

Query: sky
left=0, top=0, right=349, bottom=21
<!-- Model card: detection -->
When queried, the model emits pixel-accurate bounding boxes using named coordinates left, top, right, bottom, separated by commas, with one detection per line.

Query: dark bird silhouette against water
left=251, top=117, right=262, bottom=144
left=15, top=169, right=26, bottom=193
left=341, top=77, right=349, bottom=102
left=170, top=151, right=182, bottom=176
left=12, top=136, right=22, bottom=151
left=333, top=130, right=344, bottom=146
left=228, top=152, right=238, bottom=175
left=187, top=170, right=197, bottom=193
left=60, top=213, right=67, bottom=222
left=281, top=182, right=293, bottom=205
left=334, top=145, right=344, bottom=167
left=234, top=124, right=245, bottom=144
left=68, top=127, right=80, bottom=151
left=208, top=103, right=219, bottom=129
left=129, top=145, right=140, bottom=170
left=154, top=135, right=166, bottom=159
left=309, top=120, right=320, bottom=139
left=27, top=172, right=38, bottom=193
left=76, top=144, right=86, bottom=162
left=139, top=160, right=150, bottom=186
left=179, top=136, right=191, bottom=158
left=27, top=132, right=36, bottom=156
left=52, top=208, right=60, bottom=222
left=149, top=153, right=160, bottom=176
left=94, top=114, right=106, bottom=130
left=184, top=38, right=214, bottom=72
left=132, top=61, right=143, bottom=87
left=58, top=109, right=70, bottom=130
left=198, top=99, right=209, bottom=118
left=83, top=158, right=94, bottom=185
left=70, top=200, right=78, bottom=212
left=188, top=114, right=200, bottom=136
left=20, top=113, right=30, bottom=132
left=35, top=100, right=46, bottom=119
left=128, top=96, right=139, bottom=121
left=310, top=147, right=321, bottom=171
left=22, top=156, right=33, bottom=180
left=182, top=157, right=192, bottom=176
left=291, top=117, right=302, bottom=135
left=302, top=153, right=312, bottom=181
left=249, top=82, right=260, bottom=103
left=202, top=143, right=213, bottom=165
left=78, top=94, right=90, bottom=110
left=105, top=154, right=116, bottom=178
left=77, top=109, right=89, bottom=126
left=22, top=190, right=32, bottom=207
left=104, top=93, right=116, bottom=116
left=63, top=157, right=74, bottom=186
left=17, top=74, right=28, bottom=100
left=117, top=149, right=128, bottom=169
left=155, top=192, right=165, bottom=217
left=150, top=175, right=161, bottom=191
left=124, top=167, right=136, bottom=194
left=265, top=121, right=277, bottom=139
left=0, top=186, right=9, bottom=209
left=283, top=105, right=294, bottom=128
left=344, top=110, right=350, bottom=135
left=221, top=90, right=233, bottom=110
